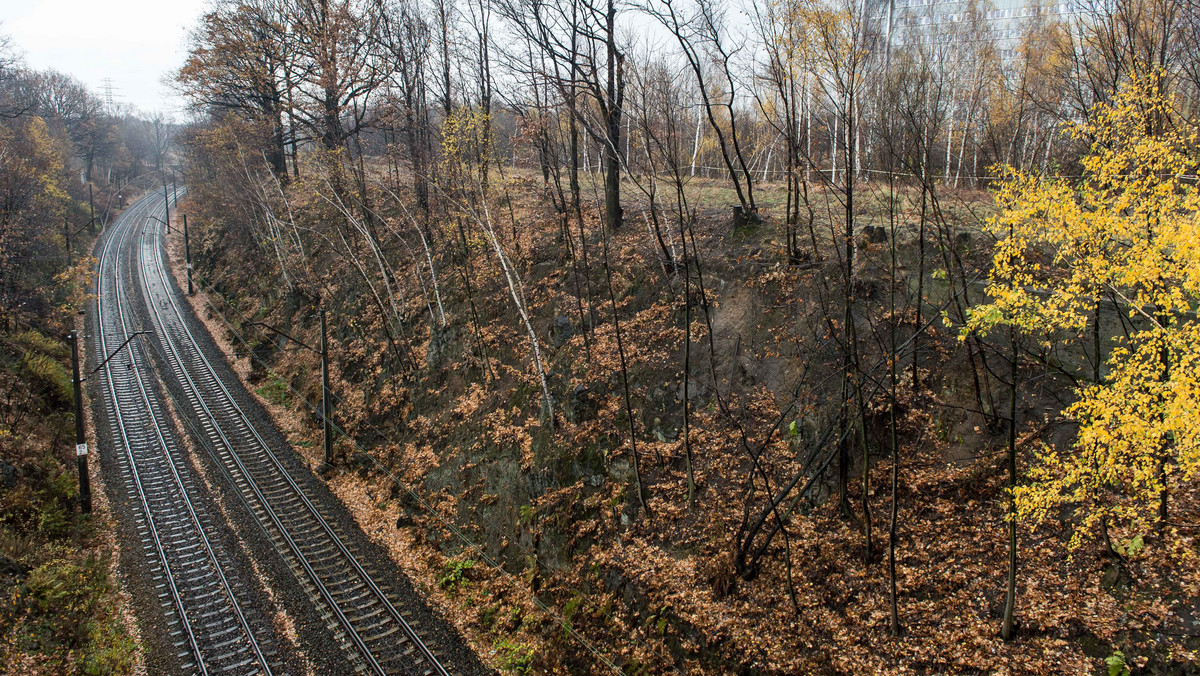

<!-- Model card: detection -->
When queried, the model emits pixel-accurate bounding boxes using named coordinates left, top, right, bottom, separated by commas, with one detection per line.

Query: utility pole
left=172, top=172, right=178, bottom=205
left=183, top=213, right=193, bottom=295
left=70, top=332, right=92, bottom=513
left=163, top=178, right=170, bottom=234
left=245, top=313, right=334, bottom=472
left=88, top=184, right=96, bottom=234
left=320, top=308, right=333, bottom=470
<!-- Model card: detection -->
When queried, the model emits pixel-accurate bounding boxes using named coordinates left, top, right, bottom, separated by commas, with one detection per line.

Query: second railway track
left=96, top=194, right=281, bottom=675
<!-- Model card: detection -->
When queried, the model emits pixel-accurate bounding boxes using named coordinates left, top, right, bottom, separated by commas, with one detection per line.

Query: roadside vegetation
left=0, top=35, right=166, bottom=675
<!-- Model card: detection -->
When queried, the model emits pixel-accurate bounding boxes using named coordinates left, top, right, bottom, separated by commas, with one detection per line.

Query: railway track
left=115, top=189, right=449, bottom=675
left=95, top=194, right=280, bottom=675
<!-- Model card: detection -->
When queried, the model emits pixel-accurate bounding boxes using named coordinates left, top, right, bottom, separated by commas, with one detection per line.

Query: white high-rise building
left=885, top=0, right=1081, bottom=60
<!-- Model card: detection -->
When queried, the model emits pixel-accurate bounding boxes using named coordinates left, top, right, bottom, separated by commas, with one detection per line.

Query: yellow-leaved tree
left=968, top=69, right=1200, bottom=553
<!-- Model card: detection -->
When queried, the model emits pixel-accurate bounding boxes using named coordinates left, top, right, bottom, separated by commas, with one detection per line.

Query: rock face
left=0, top=553, right=30, bottom=592
left=549, top=315, right=573, bottom=347
left=676, top=378, right=706, bottom=403
left=0, top=554, right=28, bottom=577
left=0, top=460, right=16, bottom=490
left=425, top=325, right=455, bottom=371
left=565, top=384, right=599, bottom=423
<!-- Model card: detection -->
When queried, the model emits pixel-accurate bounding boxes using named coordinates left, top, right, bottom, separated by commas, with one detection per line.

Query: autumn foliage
left=173, top=0, right=1200, bottom=672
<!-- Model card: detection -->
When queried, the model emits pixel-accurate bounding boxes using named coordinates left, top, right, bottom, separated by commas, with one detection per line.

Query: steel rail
left=96, top=194, right=273, bottom=675
left=138, top=190, right=447, bottom=675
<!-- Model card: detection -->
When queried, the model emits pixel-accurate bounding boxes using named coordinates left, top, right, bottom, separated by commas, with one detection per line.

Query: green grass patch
left=438, top=557, right=475, bottom=595
left=255, top=377, right=290, bottom=406
left=1, top=554, right=138, bottom=674
left=493, top=637, right=535, bottom=674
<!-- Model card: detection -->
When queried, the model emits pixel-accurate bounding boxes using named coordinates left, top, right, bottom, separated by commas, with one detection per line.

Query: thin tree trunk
left=599, top=195, right=647, bottom=512
left=480, top=199, right=554, bottom=423
left=887, top=171, right=901, bottom=636
left=1001, top=328, right=1019, bottom=641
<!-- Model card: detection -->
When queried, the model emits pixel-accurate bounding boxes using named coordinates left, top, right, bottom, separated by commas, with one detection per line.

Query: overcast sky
left=2, top=0, right=207, bottom=116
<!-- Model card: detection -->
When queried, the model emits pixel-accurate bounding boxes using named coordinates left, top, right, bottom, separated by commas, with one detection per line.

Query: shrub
left=1106, top=650, right=1130, bottom=676
left=78, top=615, right=139, bottom=675
left=36, top=471, right=76, bottom=538
left=9, top=558, right=103, bottom=653
left=438, top=557, right=475, bottom=595
left=10, top=331, right=68, bottom=362
left=255, top=377, right=290, bottom=406
left=493, top=638, right=535, bottom=674
left=20, top=351, right=73, bottom=409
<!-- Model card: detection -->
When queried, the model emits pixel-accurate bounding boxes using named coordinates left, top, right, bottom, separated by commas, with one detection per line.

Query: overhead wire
left=183, top=262, right=668, bottom=675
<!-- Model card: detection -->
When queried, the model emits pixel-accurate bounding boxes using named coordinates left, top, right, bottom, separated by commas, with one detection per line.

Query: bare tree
left=497, top=0, right=627, bottom=231
left=645, top=0, right=759, bottom=222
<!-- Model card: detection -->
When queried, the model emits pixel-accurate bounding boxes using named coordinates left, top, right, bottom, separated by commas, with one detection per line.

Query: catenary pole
left=183, top=213, right=193, bottom=295
left=70, top=332, right=91, bottom=513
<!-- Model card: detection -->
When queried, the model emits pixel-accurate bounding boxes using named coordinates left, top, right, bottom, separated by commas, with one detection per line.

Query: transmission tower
left=102, top=78, right=119, bottom=112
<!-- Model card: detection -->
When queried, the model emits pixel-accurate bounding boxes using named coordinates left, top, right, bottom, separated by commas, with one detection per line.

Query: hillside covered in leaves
left=174, top=0, right=1200, bottom=672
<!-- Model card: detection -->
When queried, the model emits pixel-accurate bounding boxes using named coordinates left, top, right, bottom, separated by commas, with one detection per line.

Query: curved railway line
left=96, top=195, right=280, bottom=675
left=94, top=190, right=454, bottom=675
